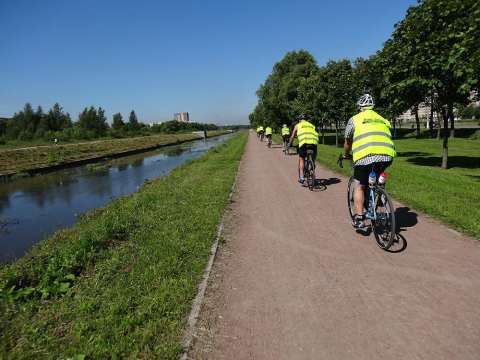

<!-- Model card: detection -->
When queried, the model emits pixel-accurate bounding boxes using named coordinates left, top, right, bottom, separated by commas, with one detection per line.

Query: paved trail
left=191, top=132, right=480, bottom=360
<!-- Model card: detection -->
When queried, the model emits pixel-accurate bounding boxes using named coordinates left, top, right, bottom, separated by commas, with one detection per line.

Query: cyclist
left=265, top=126, right=273, bottom=146
left=341, top=94, right=396, bottom=229
left=256, top=126, right=261, bottom=138
left=289, top=115, right=318, bottom=184
left=281, top=124, right=290, bottom=152
left=258, top=125, right=264, bottom=141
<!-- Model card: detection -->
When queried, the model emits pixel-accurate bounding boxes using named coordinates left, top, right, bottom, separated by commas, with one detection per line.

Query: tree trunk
left=429, top=103, right=434, bottom=138
left=441, top=104, right=451, bottom=169
left=414, top=104, right=421, bottom=137
left=436, top=111, right=442, bottom=140
left=335, top=120, right=339, bottom=147
left=450, top=110, right=455, bottom=138
left=392, top=118, right=397, bottom=139
left=321, top=123, right=325, bottom=144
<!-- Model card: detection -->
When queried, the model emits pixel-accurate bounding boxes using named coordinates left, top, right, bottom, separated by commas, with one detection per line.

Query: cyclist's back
left=343, top=94, right=396, bottom=227
left=290, top=115, right=318, bottom=183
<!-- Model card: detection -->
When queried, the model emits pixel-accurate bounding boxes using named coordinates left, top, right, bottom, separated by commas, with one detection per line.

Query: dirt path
left=189, top=132, right=480, bottom=360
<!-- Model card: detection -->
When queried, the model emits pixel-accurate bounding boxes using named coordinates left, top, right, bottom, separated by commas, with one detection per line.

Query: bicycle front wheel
left=372, top=187, right=396, bottom=250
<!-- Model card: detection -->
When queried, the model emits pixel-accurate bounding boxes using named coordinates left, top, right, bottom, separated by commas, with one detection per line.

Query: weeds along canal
left=0, top=133, right=234, bottom=263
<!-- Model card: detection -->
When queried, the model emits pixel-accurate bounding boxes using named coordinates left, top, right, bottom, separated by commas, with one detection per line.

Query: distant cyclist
left=256, top=126, right=261, bottom=138
left=281, top=124, right=290, bottom=152
left=265, top=126, right=273, bottom=147
left=258, top=125, right=264, bottom=141
left=341, top=94, right=396, bottom=229
left=289, top=115, right=318, bottom=184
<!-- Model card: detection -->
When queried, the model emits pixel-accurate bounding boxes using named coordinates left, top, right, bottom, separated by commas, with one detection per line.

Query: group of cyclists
left=255, top=94, right=396, bottom=230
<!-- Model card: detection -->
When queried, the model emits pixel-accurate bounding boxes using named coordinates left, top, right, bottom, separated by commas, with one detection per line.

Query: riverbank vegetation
left=0, top=130, right=227, bottom=175
left=250, top=0, right=479, bottom=169
left=0, top=103, right=219, bottom=145
left=0, top=131, right=247, bottom=359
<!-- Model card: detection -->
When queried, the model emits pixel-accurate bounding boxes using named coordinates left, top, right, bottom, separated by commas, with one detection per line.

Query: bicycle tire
left=307, top=154, right=315, bottom=191
left=372, top=186, right=396, bottom=250
left=347, top=176, right=355, bottom=220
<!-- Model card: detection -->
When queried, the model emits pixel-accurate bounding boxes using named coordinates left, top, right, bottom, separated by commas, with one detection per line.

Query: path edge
left=179, top=134, right=246, bottom=360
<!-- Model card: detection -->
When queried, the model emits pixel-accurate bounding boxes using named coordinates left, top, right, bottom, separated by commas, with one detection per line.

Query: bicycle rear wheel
left=347, top=177, right=355, bottom=220
left=372, top=187, right=396, bottom=250
left=307, top=154, right=315, bottom=190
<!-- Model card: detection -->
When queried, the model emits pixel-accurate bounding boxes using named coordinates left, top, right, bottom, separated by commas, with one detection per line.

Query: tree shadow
left=407, top=156, right=480, bottom=169
left=396, top=151, right=430, bottom=157
left=468, top=175, right=480, bottom=181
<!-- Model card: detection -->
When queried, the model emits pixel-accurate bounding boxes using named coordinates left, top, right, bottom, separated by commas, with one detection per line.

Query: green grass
left=314, top=137, right=480, bottom=238
left=0, top=131, right=247, bottom=359
left=0, top=131, right=227, bottom=174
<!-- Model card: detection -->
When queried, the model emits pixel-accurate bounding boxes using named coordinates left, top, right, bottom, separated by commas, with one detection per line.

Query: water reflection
left=0, top=134, right=232, bottom=263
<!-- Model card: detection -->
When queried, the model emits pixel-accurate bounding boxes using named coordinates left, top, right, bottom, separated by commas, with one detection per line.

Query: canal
left=0, top=133, right=233, bottom=263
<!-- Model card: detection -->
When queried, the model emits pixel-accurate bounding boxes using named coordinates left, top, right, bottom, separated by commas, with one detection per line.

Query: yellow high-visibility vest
left=352, top=109, right=396, bottom=162
left=281, top=127, right=290, bottom=136
left=265, top=127, right=272, bottom=135
left=259, top=126, right=264, bottom=132
left=297, top=120, right=318, bottom=147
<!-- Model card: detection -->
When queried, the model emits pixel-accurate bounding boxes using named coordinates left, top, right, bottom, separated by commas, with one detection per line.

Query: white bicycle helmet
left=282, top=124, right=287, bottom=127
left=357, top=94, right=374, bottom=108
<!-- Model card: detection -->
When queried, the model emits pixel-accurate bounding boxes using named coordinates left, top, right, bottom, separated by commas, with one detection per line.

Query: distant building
left=174, top=112, right=190, bottom=122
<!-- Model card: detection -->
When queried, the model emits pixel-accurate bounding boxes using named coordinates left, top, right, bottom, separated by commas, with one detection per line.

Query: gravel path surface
left=189, top=132, right=480, bottom=360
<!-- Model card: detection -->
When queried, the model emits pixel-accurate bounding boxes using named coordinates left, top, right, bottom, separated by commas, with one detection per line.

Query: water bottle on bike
left=368, top=171, right=376, bottom=186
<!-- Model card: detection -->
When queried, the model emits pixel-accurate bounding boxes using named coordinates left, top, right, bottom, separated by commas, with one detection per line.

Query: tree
left=127, top=110, right=141, bottom=132
left=377, top=0, right=480, bottom=168
left=250, top=50, right=320, bottom=129
left=112, top=113, right=125, bottom=131
left=77, top=106, right=109, bottom=137
left=321, top=59, right=359, bottom=147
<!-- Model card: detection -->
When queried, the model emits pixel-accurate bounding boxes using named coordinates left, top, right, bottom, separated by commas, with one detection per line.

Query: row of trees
left=1, top=104, right=218, bottom=142
left=0, top=103, right=147, bottom=141
left=250, top=0, right=479, bottom=168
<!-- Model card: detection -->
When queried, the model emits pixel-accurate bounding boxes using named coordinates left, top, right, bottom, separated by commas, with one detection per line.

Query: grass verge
left=0, top=131, right=227, bottom=175
left=0, top=131, right=247, bottom=359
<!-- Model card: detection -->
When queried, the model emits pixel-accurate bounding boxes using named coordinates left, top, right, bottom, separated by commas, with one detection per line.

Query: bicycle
left=337, top=154, right=396, bottom=250
left=266, top=135, right=272, bottom=148
left=260, top=132, right=264, bottom=142
left=282, top=137, right=289, bottom=155
left=304, top=149, right=316, bottom=191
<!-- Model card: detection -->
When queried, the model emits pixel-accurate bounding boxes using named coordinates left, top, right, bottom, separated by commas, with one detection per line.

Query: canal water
left=0, top=134, right=233, bottom=263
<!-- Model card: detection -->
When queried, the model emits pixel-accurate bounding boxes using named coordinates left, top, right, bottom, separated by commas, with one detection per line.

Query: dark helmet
left=295, top=114, right=306, bottom=121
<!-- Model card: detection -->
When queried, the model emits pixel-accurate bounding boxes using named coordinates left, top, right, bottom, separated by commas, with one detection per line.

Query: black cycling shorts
left=298, top=144, right=317, bottom=159
left=266, top=134, right=272, bottom=139
left=354, top=161, right=392, bottom=186
left=282, top=135, right=290, bottom=142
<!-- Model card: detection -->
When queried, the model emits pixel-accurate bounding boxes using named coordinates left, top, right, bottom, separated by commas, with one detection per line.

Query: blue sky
left=0, top=0, right=417, bottom=124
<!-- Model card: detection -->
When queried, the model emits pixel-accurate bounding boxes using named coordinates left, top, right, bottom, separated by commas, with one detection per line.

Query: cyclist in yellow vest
left=258, top=125, right=264, bottom=141
left=281, top=124, right=290, bottom=152
left=256, top=126, right=261, bottom=138
left=342, top=94, right=396, bottom=229
left=265, top=126, right=273, bottom=146
left=289, top=115, right=319, bottom=184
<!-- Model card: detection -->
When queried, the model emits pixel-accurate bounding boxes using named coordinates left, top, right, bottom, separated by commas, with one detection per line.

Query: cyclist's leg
left=352, top=164, right=370, bottom=226
left=298, top=145, right=306, bottom=181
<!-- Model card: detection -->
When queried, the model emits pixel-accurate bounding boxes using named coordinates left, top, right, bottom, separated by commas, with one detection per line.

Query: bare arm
left=289, top=126, right=297, bottom=146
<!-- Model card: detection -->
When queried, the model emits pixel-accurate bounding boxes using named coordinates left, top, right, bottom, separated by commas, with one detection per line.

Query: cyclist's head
left=282, top=124, right=287, bottom=127
left=295, top=114, right=306, bottom=121
left=357, top=94, right=374, bottom=109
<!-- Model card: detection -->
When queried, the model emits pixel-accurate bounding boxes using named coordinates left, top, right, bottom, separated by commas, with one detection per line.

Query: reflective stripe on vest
left=297, top=120, right=318, bottom=147
left=351, top=109, right=396, bottom=162
left=281, top=128, right=290, bottom=136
